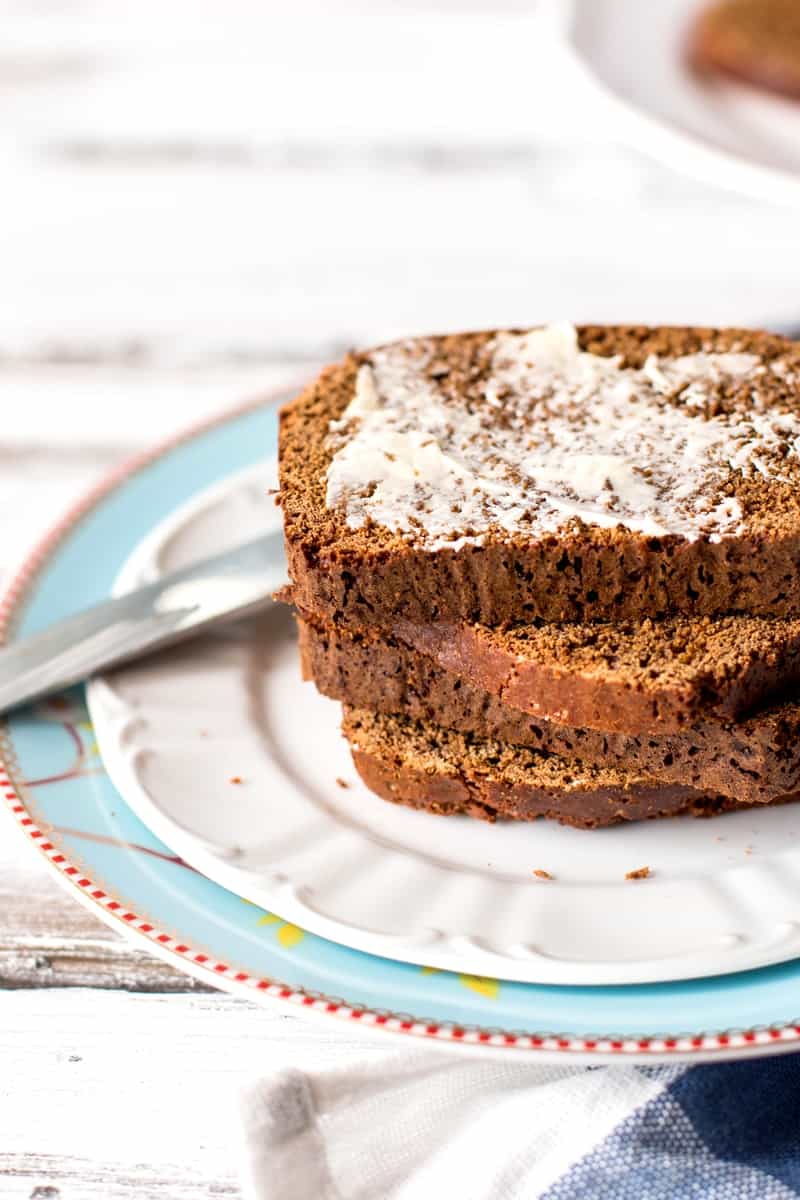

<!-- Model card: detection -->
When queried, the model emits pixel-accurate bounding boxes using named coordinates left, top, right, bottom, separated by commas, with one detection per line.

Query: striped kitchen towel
left=239, top=1048, right=800, bottom=1198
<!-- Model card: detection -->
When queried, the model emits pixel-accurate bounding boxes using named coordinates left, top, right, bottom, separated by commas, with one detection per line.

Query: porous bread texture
left=342, top=707, right=782, bottom=829
left=389, top=612, right=800, bottom=734
left=279, top=325, right=800, bottom=627
left=299, top=615, right=800, bottom=805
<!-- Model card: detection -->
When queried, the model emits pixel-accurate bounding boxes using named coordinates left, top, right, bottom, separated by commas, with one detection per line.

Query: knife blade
left=0, top=530, right=287, bottom=714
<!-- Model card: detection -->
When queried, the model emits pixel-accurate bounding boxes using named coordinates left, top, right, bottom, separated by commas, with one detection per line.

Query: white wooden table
left=3, top=2, right=800, bottom=1194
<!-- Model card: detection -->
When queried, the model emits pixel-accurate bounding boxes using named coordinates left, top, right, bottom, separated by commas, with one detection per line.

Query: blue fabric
left=545, top=1060, right=800, bottom=1200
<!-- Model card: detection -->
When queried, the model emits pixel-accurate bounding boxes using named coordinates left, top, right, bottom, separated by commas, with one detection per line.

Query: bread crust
left=343, top=707, right=792, bottom=829
left=299, top=616, right=800, bottom=804
left=389, top=613, right=800, bottom=735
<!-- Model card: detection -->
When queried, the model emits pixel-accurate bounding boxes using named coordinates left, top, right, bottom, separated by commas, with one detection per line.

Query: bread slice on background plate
left=690, top=0, right=800, bottom=102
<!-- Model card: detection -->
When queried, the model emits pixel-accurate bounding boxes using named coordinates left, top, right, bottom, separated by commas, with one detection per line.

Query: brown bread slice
left=299, top=617, right=800, bottom=805
left=342, top=708, right=785, bottom=829
left=279, top=324, right=800, bottom=628
left=689, top=0, right=800, bottom=101
left=387, top=612, right=800, bottom=734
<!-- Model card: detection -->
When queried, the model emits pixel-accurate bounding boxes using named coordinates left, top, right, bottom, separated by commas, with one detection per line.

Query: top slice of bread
left=279, top=324, right=800, bottom=627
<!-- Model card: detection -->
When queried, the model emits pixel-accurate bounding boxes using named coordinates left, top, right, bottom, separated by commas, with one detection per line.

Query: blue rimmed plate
left=4, top=390, right=800, bottom=1063
left=84, top=460, right=800, bottom=990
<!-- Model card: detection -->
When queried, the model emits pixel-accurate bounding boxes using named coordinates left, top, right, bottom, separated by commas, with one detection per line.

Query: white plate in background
left=550, top=0, right=800, bottom=205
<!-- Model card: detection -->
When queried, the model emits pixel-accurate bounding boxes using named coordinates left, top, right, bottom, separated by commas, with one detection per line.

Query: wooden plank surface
left=0, top=846, right=209, bottom=992
left=0, top=989, right=393, bottom=1200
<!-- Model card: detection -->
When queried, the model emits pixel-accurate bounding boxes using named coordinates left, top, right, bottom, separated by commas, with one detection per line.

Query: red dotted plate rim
left=3, top=388, right=800, bottom=1061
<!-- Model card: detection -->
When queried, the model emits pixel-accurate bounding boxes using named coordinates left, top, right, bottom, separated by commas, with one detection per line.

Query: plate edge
left=2, top=388, right=800, bottom=1059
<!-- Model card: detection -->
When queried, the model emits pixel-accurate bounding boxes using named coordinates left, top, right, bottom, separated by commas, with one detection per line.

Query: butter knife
left=0, top=530, right=286, bottom=714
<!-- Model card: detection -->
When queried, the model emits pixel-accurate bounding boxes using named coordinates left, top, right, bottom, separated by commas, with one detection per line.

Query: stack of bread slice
left=278, top=323, right=800, bottom=828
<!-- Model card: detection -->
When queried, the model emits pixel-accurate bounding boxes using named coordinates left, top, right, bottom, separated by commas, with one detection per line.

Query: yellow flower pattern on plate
left=422, top=965, right=500, bottom=1000
left=242, top=899, right=306, bottom=948
left=255, top=911, right=306, bottom=948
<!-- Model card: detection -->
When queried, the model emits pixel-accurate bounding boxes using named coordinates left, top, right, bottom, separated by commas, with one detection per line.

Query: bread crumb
left=533, top=868, right=553, bottom=880
left=229, top=775, right=243, bottom=785
left=625, top=866, right=651, bottom=880
left=336, top=777, right=349, bottom=789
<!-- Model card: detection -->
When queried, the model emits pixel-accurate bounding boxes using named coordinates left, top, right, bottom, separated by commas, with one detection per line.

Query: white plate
left=88, top=462, right=800, bottom=986
left=552, top=0, right=800, bottom=205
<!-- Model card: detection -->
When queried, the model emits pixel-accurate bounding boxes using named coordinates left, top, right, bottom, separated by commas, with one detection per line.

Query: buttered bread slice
left=279, top=324, right=800, bottom=627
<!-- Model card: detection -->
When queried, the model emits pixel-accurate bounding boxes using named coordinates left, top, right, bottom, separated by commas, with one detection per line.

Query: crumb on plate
left=625, top=865, right=651, bottom=880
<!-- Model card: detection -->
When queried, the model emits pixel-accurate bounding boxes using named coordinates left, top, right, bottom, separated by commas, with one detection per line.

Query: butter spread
left=325, top=323, right=799, bottom=547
